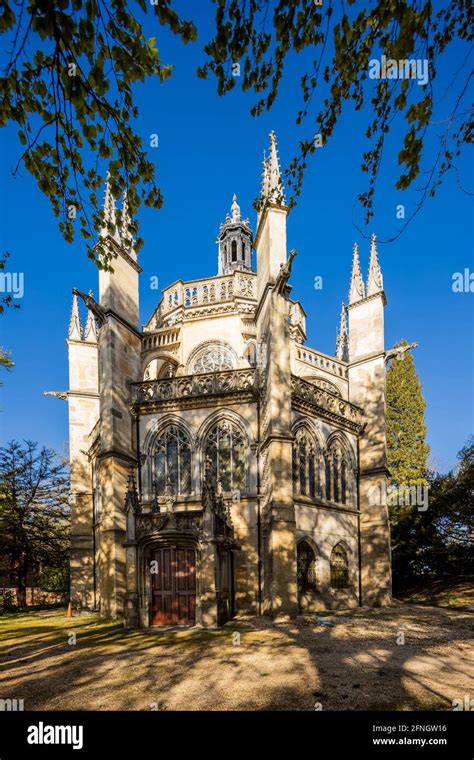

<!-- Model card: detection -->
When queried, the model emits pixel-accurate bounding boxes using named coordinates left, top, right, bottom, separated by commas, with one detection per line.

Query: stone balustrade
left=142, top=327, right=180, bottom=353
left=133, top=368, right=256, bottom=404
left=295, top=345, right=348, bottom=378
left=160, top=271, right=257, bottom=315
left=291, top=375, right=362, bottom=427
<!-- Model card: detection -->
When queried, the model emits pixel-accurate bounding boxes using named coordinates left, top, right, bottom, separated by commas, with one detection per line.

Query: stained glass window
left=293, top=428, right=319, bottom=498
left=154, top=426, right=191, bottom=495
left=324, top=439, right=353, bottom=505
left=333, top=456, right=340, bottom=503
left=325, top=455, right=332, bottom=500
left=341, top=459, right=347, bottom=505
left=204, top=420, right=246, bottom=492
left=299, top=439, right=307, bottom=495
left=309, top=455, right=316, bottom=498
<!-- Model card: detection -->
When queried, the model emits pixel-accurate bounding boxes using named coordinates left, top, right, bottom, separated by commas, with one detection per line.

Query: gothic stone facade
left=64, top=132, right=392, bottom=628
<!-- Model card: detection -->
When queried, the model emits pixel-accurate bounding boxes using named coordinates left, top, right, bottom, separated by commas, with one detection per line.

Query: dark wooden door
left=150, top=546, right=196, bottom=626
left=215, top=545, right=234, bottom=626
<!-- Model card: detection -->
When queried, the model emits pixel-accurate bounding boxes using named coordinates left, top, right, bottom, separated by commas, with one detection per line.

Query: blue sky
left=0, top=2, right=473, bottom=472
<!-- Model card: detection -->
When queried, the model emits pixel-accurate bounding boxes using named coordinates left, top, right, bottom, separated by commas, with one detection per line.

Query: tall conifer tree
left=386, top=340, right=430, bottom=488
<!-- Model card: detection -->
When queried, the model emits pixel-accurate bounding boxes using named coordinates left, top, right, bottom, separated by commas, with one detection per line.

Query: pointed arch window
left=330, top=543, right=349, bottom=590
left=204, top=420, right=246, bottom=493
left=293, top=428, right=319, bottom=499
left=231, top=240, right=237, bottom=262
left=324, top=438, right=354, bottom=506
left=153, top=426, right=191, bottom=496
left=297, top=540, right=316, bottom=592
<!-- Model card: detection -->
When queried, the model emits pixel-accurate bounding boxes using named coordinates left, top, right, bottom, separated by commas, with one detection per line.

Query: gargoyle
left=385, top=342, right=418, bottom=364
left=43, top=391, right=68, bottom=400
left=72, top=288, right=106, bottom=325
left=275, top=248, right=297, bottom=297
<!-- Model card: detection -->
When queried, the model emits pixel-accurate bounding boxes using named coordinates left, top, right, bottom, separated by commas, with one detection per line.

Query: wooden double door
left=150, top=546, right=197, bottom=626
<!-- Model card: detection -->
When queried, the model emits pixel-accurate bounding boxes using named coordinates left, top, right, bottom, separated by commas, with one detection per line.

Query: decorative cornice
left=346, top=290, right=387, bottom=311
left=294, top=497, right=359, bottom=516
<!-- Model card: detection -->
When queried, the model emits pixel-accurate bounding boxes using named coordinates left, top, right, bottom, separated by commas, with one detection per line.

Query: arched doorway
left=150, top=545, right=197, bottom=626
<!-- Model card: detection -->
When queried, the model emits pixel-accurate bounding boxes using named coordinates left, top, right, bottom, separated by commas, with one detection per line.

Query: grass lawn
left=0, top=598, right=472, bottom=711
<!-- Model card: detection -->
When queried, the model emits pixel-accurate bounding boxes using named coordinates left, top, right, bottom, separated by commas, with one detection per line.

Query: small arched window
left=204, top=420, right=247, bottom=493
left=159, top=361, right=177, bottom=379
left=231, top=240, right=237, bottom=262
left=244, top=342, right=257, bottom=367
left=330, top=543, right=349, bottom=590
left=297, top=540, right=316, bottom=592
left=153, top=426, right=191, bottom=496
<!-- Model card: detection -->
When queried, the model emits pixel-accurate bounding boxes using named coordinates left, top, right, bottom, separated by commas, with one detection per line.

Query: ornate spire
left=366, top=233, right=383, bottom=295
left=217, top=195, right=253, bottom=275
left=83, top=291, right=98, bottom=343
left=101, top=173, right=117, bottom=238
left=260, top=131, right=285, bottom=206
left=267, top=130, right=285, bottom=204
left=348, top=242, right=366, bottom=304
left=68, top=292, right=82, bottom=340
left=230, top=193, right=241, bottom=222
left=336, top=303, right=349, bottom=361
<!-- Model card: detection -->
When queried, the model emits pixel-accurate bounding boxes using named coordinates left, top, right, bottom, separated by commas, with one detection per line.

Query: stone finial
left=336, top=302, right=349, bottom=361
left=366, top=233, right=383, bottom=295
left=230, top=193, right=241, bottom=222
left=260, top=150, right=270, bottom=199
left=83, top=291, right=98, bottom=343
left=101, top=173, right=117, bottom=238
left=348, top=243, right=366, bottom=304
left=120, top=191, right=136, bottom=254
left=68, top=292, right=82, bottom=340
left=125, top=466, right=139, bottom=514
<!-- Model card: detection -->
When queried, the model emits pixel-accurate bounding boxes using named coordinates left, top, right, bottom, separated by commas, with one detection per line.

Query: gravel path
left=0, top=604, right=472, bottom=711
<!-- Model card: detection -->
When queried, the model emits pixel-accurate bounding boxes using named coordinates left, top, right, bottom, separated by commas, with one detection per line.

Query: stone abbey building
left=64, top=132, right=392, bottom=628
